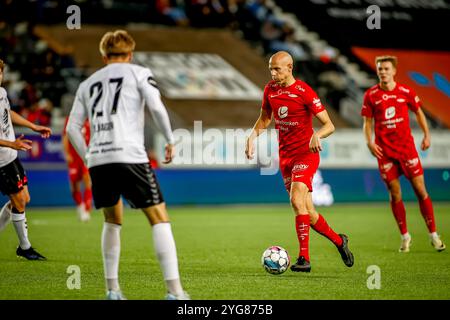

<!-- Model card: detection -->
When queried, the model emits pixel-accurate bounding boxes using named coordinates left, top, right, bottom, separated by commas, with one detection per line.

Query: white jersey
left=0, top=87, right=17, bottom=168
left=67, top=62, right=174, bottom=168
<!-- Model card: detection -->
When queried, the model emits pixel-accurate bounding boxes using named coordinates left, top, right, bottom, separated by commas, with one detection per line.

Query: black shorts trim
left=89, top=163, right=164, bottom=209
left=0, top=157, right=28, bottom=195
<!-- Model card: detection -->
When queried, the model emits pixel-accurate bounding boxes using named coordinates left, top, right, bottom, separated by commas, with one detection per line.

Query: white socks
left=0, top=201, right=12, bottom=232
left=12, top=211, right=31, bottom=250
left=152, top=222, right=183, bottom=295
left=102, top=222, right=121, bottom=291
left=101, top=221, right=184, bottom=295
left=401, top=232, right=411, bottom=240
left=430, top=232, right=439, bottom=240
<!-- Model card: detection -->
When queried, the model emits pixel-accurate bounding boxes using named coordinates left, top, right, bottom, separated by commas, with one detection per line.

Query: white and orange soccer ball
left=261, top=245, right=290, bottom=275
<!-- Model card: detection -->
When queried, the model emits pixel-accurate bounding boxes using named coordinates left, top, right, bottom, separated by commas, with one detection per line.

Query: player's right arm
left=246, top=87, right=272, bottom=160
left=61, top=118, right=73, bottom=163
left=10, top=110, right=52, bottom=138
left=361, top=91, right=383, bottom=159
left=61, top=132, right=73, bottom=164
left=363, top=117, right=383, bottom=159
left=67, top=84, right=88, bottom=162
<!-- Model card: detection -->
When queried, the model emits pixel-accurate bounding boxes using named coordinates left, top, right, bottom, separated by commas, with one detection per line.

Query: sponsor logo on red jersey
left=293, top=163, right=309, bottom=171
left=382, top=94, right=397, bottom=100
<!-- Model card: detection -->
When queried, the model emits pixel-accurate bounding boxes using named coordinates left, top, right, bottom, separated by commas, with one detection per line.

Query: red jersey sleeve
left=261, top=85, right=272, bottom=115
left=361, top=90, right=373, bottom=117
left=406, top=86, right=422, bottom=112
left=303, top=84, right=325, bottom=115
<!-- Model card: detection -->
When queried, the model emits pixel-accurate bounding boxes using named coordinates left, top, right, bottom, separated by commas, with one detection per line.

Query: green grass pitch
left=0, top=203, right=449, bottom=300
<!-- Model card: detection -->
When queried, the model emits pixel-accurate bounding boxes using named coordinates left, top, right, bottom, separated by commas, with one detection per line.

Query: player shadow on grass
left=252, top=274, right=343, bottom=279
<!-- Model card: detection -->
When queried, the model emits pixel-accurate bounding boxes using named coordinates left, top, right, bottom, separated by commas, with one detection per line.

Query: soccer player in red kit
left=362, top=55, right=445, bottom=253
left=246, top=51, right=354, bottom=272
left=62, top=117, right=92, bottom=222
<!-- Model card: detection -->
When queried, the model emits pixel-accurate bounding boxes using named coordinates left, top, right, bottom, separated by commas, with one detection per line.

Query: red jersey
left=361, top=83, right=421, bottom=160
left=262, top=79, right=325, bottom=159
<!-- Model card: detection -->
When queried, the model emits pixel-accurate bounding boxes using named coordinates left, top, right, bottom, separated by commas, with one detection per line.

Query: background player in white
left=0, top=58, right=51, bottom=260
left=67, top=30, right=189, bottom=300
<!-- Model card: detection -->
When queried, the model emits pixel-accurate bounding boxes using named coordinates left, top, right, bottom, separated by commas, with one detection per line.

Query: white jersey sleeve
left=0, top=87, right=18, bottom=168
left=67, top=83, right=88, bottom=162
left=137, top=68, right=174, bottom=145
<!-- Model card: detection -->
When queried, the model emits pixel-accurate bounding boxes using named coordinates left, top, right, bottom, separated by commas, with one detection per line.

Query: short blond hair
left=0, top=59, right=4, bottom=72
left=99, top=30, right=136, bottom=58
left=375, top=55, right=398, bottom=69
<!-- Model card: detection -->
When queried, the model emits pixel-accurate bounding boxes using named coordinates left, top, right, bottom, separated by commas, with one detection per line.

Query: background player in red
left=246, top=51, right=354, bottom=272
left=361, top=55, right=445, bottom=253
left=62, top=117, right=92, bottom=222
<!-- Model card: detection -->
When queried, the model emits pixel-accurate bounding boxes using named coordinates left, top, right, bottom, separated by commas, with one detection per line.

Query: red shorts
left=280, top=152, right=319, bottom=192
left=377, top=155, right=424, bottom=183
left=68, top=157, right=89, bottom=183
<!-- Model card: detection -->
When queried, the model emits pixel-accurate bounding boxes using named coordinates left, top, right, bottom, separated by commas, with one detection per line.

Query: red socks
left=84, top=189, right=93, bottom=211
left=311, top=214, right=343, bottom=247
left=295, top=214, right=310, bottom=261
left=390, top=200, right=408, bottom=235
left=72, top=189, right=92, bottom=212
left=419, top=196, right=436, bottom=233
left=72, top=191, right=82, bottom=206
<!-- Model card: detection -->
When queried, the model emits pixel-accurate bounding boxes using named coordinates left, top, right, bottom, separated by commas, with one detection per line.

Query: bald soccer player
left=246, top=51, right=354, bottom=272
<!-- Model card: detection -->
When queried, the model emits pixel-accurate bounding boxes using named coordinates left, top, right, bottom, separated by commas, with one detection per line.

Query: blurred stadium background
left=0, top=0, right=448, bottom=207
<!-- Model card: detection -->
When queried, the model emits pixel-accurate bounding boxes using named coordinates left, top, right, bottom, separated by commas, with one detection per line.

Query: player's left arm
left=10, top=110, right=52, bottom=138
left=310, top=110, right=335, bottom=153
left=139, top=70, right=175, bottom=164
left=408, top=88, right=430, bottom=151
left=414, top=107, right=431, bottom=151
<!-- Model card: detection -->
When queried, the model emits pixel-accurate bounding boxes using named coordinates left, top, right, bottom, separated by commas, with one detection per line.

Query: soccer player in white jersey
left=0, top=58, right=51, bottom=260
left=67, top=30, right=189, bottom=300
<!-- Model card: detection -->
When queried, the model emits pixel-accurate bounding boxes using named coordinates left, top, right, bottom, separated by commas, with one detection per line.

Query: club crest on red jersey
left=278, top=106, right=288, bottom=119
left=385, top=106, right=396, bottom=119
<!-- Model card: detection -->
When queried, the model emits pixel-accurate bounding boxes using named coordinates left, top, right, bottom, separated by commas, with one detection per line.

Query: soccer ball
left=261, top=245, right=290, bottom=275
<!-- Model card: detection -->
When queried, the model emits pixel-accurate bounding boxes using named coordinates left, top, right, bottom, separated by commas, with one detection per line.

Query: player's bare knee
left=143, top=203, right=170, bottom=225
left=411, top=181, right=428, bottom=200
left=10, top=192, right=27, bottom=212
left=387, top=185, right=401, bottom=201
left=390, top=191, right=402, bottom=202
left=414, top=187, right=428, bottom=201
left=290, top=196, right=305, bottom=214
left=308, top=211, right=319, bottom=224
left=10, top=199, right=26, bottom=212
left=104, top=216, right=121, bottom=225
